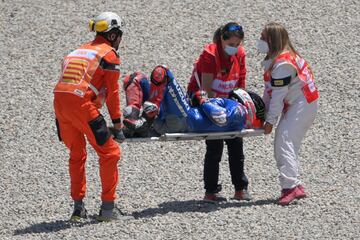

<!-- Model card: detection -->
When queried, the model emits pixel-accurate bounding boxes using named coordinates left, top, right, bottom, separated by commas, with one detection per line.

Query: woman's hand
left=263, top=122, right=273, bottom=134
left=201, top=73, right=215, bottom=98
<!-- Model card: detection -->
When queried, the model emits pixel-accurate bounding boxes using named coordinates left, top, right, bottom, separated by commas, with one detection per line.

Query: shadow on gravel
left=133, top=198, right=277, bottom=219
left=13, top=215, right=100, bottom=236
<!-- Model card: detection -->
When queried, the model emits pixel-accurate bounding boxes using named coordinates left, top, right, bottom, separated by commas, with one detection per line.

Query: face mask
left=256, top=39, right=269, bottom=54
left=224, top=45, right=238, bottom=56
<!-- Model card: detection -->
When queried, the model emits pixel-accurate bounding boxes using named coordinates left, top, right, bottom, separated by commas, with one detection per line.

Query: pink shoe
left=278, top=185, right=307, bottom=206
left=296, top=185, right=307, bottom=199
left=278, top=187, right=298, bottom=206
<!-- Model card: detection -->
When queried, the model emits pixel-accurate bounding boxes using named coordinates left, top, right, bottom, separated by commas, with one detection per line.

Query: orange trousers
left=54, top=92, right=120, bottom=202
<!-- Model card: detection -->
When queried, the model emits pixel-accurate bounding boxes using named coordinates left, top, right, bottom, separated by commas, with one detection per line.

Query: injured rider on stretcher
left=121, top=65, right=265, bottom=137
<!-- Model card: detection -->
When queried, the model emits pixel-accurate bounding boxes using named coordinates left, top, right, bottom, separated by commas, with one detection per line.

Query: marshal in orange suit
left=53, top=12, right=131, bottom=222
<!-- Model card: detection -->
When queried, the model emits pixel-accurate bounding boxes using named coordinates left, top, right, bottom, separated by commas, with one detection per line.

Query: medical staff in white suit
left=257, top=22, right=319, bottom=206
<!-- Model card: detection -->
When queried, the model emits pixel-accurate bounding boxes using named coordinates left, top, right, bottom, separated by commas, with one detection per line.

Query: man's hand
left=263, top=122, right=273, bottom=134
left=109, top=126, right=125, bottom=143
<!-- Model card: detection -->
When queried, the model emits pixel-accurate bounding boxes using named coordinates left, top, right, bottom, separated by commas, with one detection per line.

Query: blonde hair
left=264, top=22, right=314, bottom=75
left=264, top=22, right=298, bottom=59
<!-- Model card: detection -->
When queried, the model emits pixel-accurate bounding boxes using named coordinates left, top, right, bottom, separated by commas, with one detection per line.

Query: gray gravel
left=1, top=0, right=360, bottom=239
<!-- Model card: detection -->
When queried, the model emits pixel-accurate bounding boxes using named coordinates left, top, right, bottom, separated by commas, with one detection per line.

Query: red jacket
left=187, top=42, right=246, bottom=97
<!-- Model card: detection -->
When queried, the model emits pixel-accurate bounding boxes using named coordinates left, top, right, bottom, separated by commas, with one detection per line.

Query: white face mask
left=224, top=45, right=238, bottom=56
left=256, top=39, right=269, bottom=54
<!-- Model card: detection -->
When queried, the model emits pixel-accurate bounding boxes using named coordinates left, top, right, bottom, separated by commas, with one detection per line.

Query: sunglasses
left=226, top=25, right=243, bottom=32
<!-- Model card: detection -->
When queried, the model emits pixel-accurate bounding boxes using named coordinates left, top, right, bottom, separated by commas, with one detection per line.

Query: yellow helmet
left=89, top=12, right=125, bottom=33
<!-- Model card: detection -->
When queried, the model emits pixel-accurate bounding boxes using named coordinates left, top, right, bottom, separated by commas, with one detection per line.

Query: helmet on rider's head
left=229, top=88, right=265, bottom=122
left=89, top=12, right=125, bottom=34
left=246, top=91, right=265, bottom=121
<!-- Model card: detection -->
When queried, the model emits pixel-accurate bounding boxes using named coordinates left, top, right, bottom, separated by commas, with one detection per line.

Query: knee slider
left=123, top=105, right=144, bottom=130
left=123, top=105, right=141, bottom=120
left=142, top=101, right=159, bottom=120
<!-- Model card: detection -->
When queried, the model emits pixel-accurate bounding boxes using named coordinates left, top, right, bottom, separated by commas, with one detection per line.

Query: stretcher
left=125, top=129, right=264, bottom=142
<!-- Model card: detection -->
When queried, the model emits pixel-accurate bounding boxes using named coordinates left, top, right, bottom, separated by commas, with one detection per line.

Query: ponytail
left=213, top=27, right=223, bottom=43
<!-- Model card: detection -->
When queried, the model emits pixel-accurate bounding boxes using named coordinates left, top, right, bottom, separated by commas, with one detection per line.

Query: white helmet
left=229, top=88, right=266, bottom=121
left=89, top=12, right=125, bottom=33
left=229, top=89, right=256, bottom=121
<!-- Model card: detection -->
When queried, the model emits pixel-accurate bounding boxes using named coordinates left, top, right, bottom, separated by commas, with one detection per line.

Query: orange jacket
left=54, top=36, right=121, bottom=123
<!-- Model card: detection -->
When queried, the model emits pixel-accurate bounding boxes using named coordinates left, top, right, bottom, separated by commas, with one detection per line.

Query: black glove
left=108, top=127, right=126, bottom=143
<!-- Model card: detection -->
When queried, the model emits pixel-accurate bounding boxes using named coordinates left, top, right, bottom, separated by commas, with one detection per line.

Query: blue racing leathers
left=153, top=71, right=247, bottom=134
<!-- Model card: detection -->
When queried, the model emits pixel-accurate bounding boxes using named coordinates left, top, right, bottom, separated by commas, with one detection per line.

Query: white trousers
left=274, top=97, right=318, bottom=189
